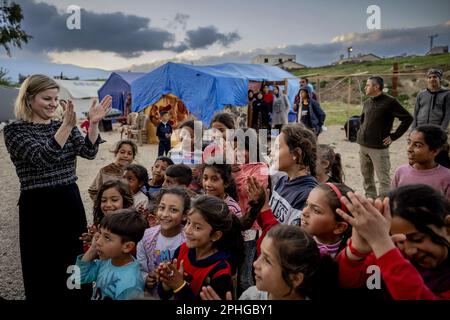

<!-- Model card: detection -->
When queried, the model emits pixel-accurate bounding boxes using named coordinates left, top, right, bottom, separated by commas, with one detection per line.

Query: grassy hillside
left=290, top=53, right=449, bottom=126
left=292, top=53, right=450, bottom=77
left=321, top=102, right=362, bottom=126
left=321, top=101, right=415, bottom=126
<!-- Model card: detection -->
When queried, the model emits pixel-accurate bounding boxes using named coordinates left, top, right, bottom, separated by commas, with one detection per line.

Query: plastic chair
left=129, top=113, right=148, bottom=146
left=119, top=112, right=139, bottom=139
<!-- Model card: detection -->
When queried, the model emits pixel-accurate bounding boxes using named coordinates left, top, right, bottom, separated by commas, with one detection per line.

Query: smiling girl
left=156, top=195, right=243, bottom=300
left=137, top=187, right=190, bottom=297
left=201, top=224, right=339, bottom=300
left=241, top=224, right=337, bottom=300
left=88, top=139, right=138, bottom=201
left=337, top=184, right=450, bottom=299
left=392, top=124, right=450, bottom=199
left=80, top=180, right=134, bottom=249
left=203, top=163, right=241, bottom=217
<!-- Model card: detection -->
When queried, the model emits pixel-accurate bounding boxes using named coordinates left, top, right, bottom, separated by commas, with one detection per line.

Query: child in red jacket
left=336, top=184, right=450, bottom=300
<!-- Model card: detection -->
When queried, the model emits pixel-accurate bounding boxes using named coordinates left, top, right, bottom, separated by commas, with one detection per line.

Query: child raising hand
left=156, top=195, right=244, bottom=300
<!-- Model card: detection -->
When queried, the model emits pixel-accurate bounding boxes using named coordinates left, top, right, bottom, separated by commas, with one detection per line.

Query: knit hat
left=427, top=68, right=443, bottom=79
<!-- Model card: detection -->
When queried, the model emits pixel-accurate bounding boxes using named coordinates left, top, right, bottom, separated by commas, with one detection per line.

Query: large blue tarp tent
left=98, top=72, right=146, bottom=114
left=131, top=62, right=299, bottom=125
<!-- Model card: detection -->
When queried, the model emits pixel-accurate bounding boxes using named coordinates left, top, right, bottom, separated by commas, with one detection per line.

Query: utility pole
left=392, top=62, right=398, bottom=98
left=429, top=34, right=438, bottom=51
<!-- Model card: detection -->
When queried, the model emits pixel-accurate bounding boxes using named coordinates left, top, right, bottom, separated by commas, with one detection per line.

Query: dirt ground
left=0, top=123, right=409, bottom=299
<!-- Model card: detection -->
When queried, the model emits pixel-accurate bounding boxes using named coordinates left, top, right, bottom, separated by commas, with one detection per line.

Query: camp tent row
left=129, top=62, right=300, bottom=125
left=0, top=80, right=105, bottom=122
left=54, top=79, right=105, bottom=118
left=98, top=72, right=146, bottom=115
left=2, top=62, right=299, bottom=130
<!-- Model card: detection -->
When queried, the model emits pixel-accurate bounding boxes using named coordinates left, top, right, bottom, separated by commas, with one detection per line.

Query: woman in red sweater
left=336, top=184, right=450, bottom=300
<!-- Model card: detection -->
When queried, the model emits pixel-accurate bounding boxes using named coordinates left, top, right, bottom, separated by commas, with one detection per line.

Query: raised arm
left=76, top=232, right=101, bottom=284
left=87, top=96, right=112, bottom=145
left=336, top=192, right=450, bottom=299
left=239, top=176, right=266, bottom=230
left=390, top=100, right=413, bottom=141
left=54, top=99, right=78, bottom=148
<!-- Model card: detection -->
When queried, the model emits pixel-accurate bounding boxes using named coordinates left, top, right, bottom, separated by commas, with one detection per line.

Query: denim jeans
left=239, top=239, right=256, bottom=293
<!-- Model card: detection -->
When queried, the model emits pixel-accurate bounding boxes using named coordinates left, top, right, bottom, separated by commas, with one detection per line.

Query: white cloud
left=331, top=32, right=359, bottom=43
left=44, top=21, right=450, bottom=71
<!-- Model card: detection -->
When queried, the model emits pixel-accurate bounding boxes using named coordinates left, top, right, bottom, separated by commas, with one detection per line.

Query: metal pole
left=317, top=76, right=320, bottom=102
left=347, top=77, right=351, bottom=141
left=392, top=62, right=398, bottom=97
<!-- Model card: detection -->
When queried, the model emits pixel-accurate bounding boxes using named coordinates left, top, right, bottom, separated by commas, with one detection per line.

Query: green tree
left=18, top=73, right=28, bottom=84
left=1, top=1, right=31, bottom=56
left=0, top=67, right=12, bottom=86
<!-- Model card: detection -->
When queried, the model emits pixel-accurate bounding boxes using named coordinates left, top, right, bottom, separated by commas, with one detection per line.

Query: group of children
left=74, top=110, right=450, bottom=301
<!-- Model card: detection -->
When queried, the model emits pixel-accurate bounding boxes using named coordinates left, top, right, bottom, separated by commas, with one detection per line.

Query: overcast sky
left=2, top=0, right=449, bottom=74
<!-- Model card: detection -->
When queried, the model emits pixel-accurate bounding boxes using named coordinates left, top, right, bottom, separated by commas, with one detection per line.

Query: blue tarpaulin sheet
left=131, top=62, right=300, bottom=125
left=98, top=72, right=146, bottom=113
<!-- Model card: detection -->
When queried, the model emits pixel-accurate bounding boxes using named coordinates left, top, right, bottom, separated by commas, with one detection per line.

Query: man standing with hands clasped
left=357, top=76, right=413, bottom=199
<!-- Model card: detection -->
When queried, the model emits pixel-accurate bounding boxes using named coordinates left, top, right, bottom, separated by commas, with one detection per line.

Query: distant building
left=54, top=79, right=105, bottom=118
left=54, top=72, right=79, bottom=80
left=333, top=53, right=382, bottom=65
left=274, top=60, right=307, bottom=71
left=426, top=46, right=448, bottom=55
left=252, top=54, right=306, bottom=71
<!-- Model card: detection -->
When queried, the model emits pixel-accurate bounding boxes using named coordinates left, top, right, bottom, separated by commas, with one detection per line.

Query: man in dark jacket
left=412, top=69, right=449, bottom=131
left=357, top=76, right=413, bottom=198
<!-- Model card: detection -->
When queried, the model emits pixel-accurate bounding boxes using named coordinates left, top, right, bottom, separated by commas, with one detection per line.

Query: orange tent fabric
left=143, top=94, right=190, bottom=144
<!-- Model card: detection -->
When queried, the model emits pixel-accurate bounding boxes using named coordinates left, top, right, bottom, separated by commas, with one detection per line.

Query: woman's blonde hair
left=15, top=74, right=59, bottom=122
